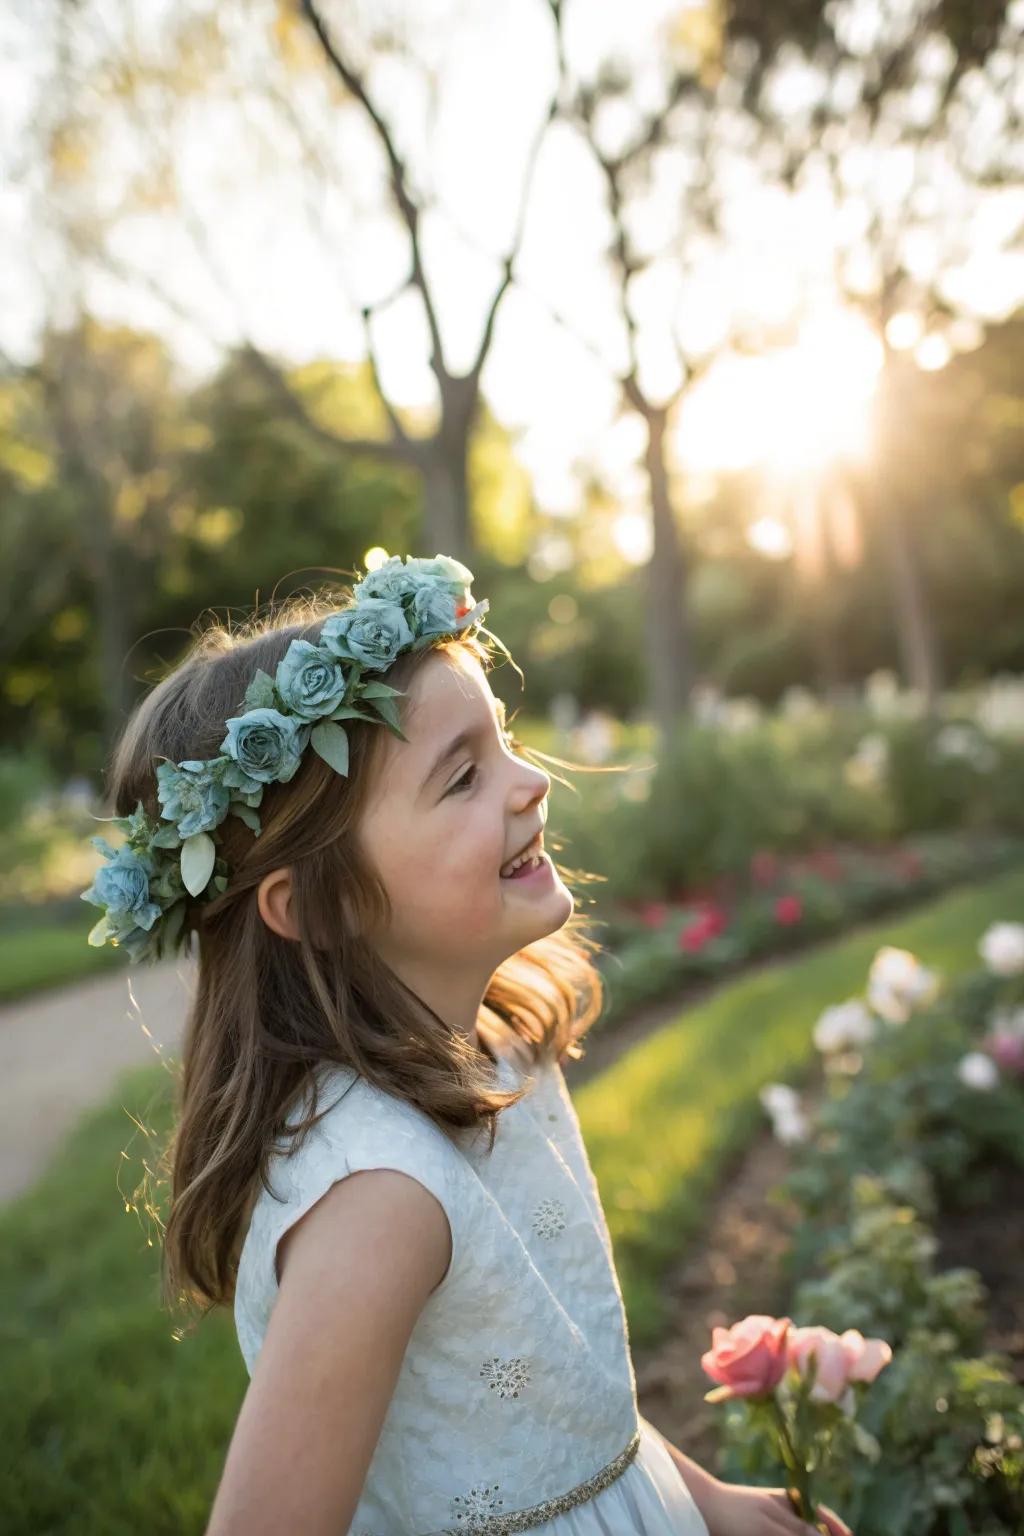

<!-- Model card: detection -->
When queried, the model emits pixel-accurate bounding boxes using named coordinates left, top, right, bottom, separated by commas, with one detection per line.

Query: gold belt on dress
left=437, top=1426, right=643, bottom=1535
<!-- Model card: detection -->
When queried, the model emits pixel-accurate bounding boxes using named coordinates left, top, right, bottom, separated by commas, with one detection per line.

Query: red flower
left=775, top=894, right=803, bottom=926
left=678, top=903, right=728, bottom=952
left=641, top=902, right=669, bottom=929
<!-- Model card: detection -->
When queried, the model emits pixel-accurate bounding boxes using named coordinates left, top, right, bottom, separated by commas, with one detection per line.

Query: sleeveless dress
left=234, top=1044, right=711, bottom=1536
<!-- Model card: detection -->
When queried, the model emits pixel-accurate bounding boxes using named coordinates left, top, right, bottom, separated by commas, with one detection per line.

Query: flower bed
left=710, top=926, right=1024, bottom=1533
left=594, top=831, right=1024, bottom=1030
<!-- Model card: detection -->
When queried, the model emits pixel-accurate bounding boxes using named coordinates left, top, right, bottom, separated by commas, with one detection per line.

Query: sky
left=2, top=0, right=1023, bottom=557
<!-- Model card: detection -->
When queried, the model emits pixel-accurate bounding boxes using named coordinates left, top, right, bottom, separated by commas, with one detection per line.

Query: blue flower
left=320, top=599, right=414, bottom=669
left=410, top=583, right=460, bottom=636
left=156, top=759, right=231, bottom=838
left=220, top=708, right=309, bottom=785
left=405, top=554, right=474, bottom=596
left=351, top=556, right=424, bottom=608
left=275, top=640, right=349, bottom=721
left=352, top=553, right=475, bottom=607
left=81, top=843, right=163, bottom=931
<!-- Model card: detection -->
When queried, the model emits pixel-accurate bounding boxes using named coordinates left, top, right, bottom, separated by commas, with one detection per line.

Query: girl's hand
left=698, top=1477, right=853, bottom=1536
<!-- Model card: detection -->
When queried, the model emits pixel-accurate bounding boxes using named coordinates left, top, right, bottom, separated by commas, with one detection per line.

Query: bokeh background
left=2, top=2, right=1024, bottom=1532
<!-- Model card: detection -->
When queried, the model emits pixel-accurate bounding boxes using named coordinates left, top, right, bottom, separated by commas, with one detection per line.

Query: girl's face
left=357, top=652, right=574, bottom=992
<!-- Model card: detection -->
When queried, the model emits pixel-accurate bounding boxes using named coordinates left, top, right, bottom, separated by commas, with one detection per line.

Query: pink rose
left=839, top=1328, right=893, bottom=1383
left=775, top=894, right=803, bottom=926
left=787, top=1326, right=852, bottom=1403
left=986, top=1031, right=1024, bottom=1077
left=701, top=1314, right=792, bottom=1399
left=787, top=1325, right=892, bottom=1402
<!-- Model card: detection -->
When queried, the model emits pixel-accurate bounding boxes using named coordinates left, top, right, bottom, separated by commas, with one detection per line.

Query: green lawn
left=0, top=913, right=126, bottom=1003
left=2, top=864, right=1022, bottom=1533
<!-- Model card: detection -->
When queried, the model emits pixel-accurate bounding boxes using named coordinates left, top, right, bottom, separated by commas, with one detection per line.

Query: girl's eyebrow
left=418, top=696, right=507, bottom=798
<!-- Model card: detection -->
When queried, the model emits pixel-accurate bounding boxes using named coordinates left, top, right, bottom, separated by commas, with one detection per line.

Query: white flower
left=813, top=999, right=878, bottom=1054
left=864, top=670, right=900, bottom=717
left=957, top=1052, right=1000, bottom=1091
left=867, top=947, right=940, bottom=1025
left=975, top=675, right=1024, bottom=740
left=844, top=734, right=889, bottom=789
left=780, top=685, right=818, bottom=721
left=932, top=723, right=997, bottom=772
left=978, top=922, right=1024, bottom=978
left=760, top=1083, right=811, bottom=1144
left=724, top=697, right=762, bottom=733
left=772, top=1108, right=811, bottom=1145
left=760, top=1083, right=800, bottom=1116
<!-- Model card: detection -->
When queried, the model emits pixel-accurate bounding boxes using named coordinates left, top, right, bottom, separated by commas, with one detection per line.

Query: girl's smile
left=354, top=649, right=574, bottom=1043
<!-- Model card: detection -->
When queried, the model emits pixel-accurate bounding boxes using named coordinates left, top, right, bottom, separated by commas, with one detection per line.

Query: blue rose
left=220, top=708, right=309, bottom=784
left=275, top=640, right=348, bottom=721
left=156, top=759, right=231, bottom=838
left=405, top=554, right=474, bottom=596
left=351, top=556, right=423, bottom=608
left=82, top=844, right=162, bottom=930
left=410, top=583, right=460, bottom=637
left=319, top=599, right=414, bottom=669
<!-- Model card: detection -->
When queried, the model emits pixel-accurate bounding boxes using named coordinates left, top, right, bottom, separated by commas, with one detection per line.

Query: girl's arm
left=651, top=1424, right=854, bottom=1536
left=205, top=1168, right=453, bottom=1536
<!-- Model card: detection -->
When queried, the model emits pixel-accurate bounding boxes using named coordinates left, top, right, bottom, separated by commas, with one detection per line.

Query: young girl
left=84, top=554, right=852, bottom=1536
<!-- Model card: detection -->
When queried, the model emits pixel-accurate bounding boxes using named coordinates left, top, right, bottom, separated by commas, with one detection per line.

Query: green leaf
left=359, top=681, right=405, bottom=700
left=850, top=1421, right=881, bottom=1462
left=365, top=694, right=405, bottom=734
left=243, top=668, right=277, bottom=711
left=180, top=832, right=216, bottom=896
left=311, top=721, right=350, bottom=776
left=149, top=822, right=183, bottom=850
left=228, top=801, right=262, bottom=835
left=327, top=705, right=378, bottom=723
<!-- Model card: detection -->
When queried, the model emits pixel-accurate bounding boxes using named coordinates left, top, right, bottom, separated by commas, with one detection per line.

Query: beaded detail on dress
left=531, top=1196, right=569, bottom=1239
left=479, top=1355, right=532, bottom=1398
left=445, top=1429, right=642, bottom=1535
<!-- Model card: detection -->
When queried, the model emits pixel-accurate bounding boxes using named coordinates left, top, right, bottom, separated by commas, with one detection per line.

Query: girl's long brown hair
left=105, top=585, right=606, bottom=1322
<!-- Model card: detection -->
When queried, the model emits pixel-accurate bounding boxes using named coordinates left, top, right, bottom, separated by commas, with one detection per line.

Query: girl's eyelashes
left=446, top=728, right=524, bottom=796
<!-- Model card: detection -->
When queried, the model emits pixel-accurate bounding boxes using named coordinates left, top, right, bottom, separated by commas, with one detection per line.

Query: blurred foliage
left=1, top=313, right=1024, bottom=784
left=549, top=690, right=1024, bottom=908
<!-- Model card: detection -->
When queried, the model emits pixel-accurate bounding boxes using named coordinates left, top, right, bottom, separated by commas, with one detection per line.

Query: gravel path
left=0, top=960, right=193, bottom=1204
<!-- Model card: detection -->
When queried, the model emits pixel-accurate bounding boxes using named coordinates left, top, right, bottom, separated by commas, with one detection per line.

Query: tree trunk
left=878, top=494, right=943, bottom=705
left=421, top=447, right=471, bottom=562
left=643, top=408, right=695, bottom=743
left=873, top=350, right=943, bottom=708
left=792, top=477, right=845, bottom=701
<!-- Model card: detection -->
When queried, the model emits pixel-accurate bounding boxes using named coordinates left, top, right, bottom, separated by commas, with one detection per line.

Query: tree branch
left=300, top=0, right=448, bottom=378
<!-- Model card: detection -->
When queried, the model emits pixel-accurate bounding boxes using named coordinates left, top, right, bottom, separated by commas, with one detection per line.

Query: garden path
left=0, top=959, right=191, bottom=1203
left=0, top=924, right=854, bottom=1207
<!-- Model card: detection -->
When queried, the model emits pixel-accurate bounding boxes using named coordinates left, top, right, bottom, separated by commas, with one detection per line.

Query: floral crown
left=82, top=554, right=495, bottom=963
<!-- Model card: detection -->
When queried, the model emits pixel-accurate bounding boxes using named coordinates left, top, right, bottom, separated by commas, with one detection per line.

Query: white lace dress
left=234, top=1044, right=710, bottom=1536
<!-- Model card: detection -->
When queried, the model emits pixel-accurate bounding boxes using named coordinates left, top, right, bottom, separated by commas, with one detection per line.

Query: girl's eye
left=446, top=728, right=524, bottom=796
left=448, top=763, right=478, bottom=795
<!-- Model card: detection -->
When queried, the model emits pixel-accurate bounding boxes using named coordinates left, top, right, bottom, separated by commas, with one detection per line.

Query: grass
left=0, top=912, right=127, bottom=1003
left=2, top=864, right=1022, bottom=1532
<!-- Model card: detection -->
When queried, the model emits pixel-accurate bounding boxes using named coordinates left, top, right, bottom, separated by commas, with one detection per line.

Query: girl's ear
left=257, top=866, right=300, bottom=943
